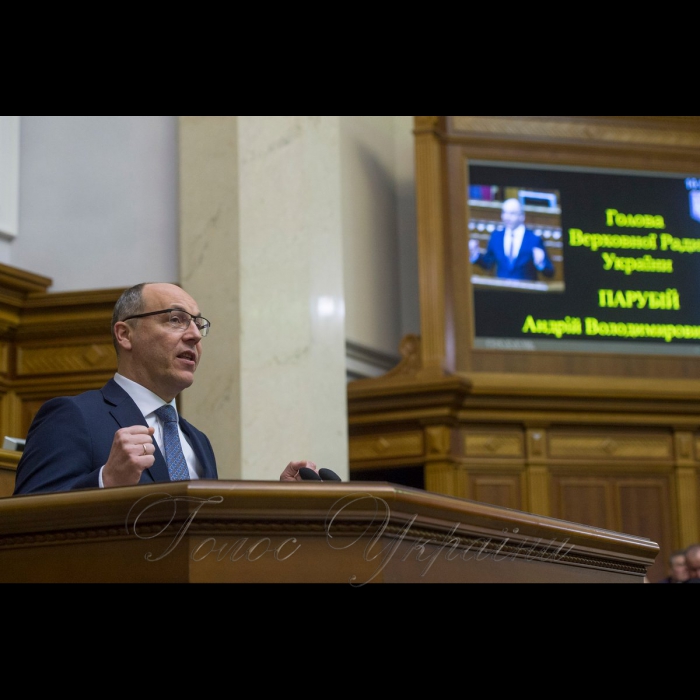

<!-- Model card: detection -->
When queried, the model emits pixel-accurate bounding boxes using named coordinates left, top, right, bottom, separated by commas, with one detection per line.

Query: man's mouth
left=177, top=350, right=197, bottom=365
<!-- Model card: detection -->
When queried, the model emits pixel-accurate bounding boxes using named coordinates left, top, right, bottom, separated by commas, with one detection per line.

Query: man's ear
left=114, top=321, right=133, bottom=350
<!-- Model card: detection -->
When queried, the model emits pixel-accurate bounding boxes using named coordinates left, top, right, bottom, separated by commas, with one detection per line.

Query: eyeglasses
left=121, top=308, right=211, bottom=337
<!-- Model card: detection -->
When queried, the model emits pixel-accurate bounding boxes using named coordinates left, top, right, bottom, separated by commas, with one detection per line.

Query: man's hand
left=469, top=239, right=480, bottom=259
left=102, top=425, right=156, bottom=487
left=280, top=460, right=318, bottom=482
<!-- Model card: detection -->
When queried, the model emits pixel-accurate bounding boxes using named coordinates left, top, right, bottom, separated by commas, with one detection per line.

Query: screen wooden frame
left=413, top=116, right=700, bottom=391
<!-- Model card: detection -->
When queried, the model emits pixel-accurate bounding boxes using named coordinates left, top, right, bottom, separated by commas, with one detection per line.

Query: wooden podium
left=0, top=480, right=658, bottom=583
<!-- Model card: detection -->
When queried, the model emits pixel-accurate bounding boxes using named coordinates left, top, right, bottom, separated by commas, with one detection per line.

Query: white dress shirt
left=504, top=224, right=525, bottom=260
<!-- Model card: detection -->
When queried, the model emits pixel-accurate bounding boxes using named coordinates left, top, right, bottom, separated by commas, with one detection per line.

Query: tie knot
left=155, top=404, right=178, bottom=424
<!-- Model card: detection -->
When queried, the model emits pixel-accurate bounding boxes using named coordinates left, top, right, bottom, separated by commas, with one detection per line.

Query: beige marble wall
left=178, top=116, right=348, bottom=481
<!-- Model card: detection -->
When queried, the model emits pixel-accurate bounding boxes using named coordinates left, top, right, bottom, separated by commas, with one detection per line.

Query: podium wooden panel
left=0, top=480, right=658, bottom=583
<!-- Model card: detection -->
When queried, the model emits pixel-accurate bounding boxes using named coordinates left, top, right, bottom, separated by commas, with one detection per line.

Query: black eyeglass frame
left=121, top=308, right=211, bottom=336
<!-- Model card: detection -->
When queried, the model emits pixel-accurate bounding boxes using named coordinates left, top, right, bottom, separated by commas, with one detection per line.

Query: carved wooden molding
left=17, top=343, right=116, bottom=376
left=464, top=432, right=523, bottom=458
left=413, top=116, right=444, bottom=134
left=0, top=264, right=51, bottom=295
left=549, top=434, right=672, bottom=460
left=365, top=333, right=423, bottom=383
left=425, top=425, right=450, bottom=455
left=675, top=467, right=700, bottom=545
left=414, top=125, right=447, bottom=373
left=0, top=264, right=124, bottom=444
left=349, top=431, right=423, bottom=461
left=450, top=116, right=700, bottom=150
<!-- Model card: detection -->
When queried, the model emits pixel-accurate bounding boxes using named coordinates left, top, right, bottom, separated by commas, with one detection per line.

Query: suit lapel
left=180, top=420, right=214, bottom=479
left=497, top=230, right=509, bottom=265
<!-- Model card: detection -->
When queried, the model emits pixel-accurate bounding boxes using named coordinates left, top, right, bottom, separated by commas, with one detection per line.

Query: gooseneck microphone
left=297, top=467, right=343, bottom=481
left=318, top=468, right=342, bottom=481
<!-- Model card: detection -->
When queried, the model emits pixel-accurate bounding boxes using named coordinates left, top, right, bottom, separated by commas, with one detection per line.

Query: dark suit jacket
left=13, top=378, right=218, bottom=495
left=474, top=228, right=555, bottom=281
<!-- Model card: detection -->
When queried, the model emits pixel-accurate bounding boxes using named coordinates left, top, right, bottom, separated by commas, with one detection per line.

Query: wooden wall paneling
left=547, top=467, right=675, bottom=582
left=459, top=423, right=523, bottom=509
left=462, top=425, right=524, bottom=459
left=0, top=266, right=123, bottom=497
left=551, top=475, right=614, bottom=530
left=0, top=390, right=23, bottom=443
left=424, top=424, right=458, bottom=495
left=547, top=427, right=674, bottom=464
left=413, top=117, right=449, bottom=378
left=675, top=466, right=700, bottom=547
left=525, top=465, right=550, bottom=517
left=617, top=477, right=673, bottom=582
left=348, top=429, right=424, bottom=465
left=424, top=460, right=459, bottom=497
left=465, top=470, right=523, bottom=512
left=524, top=427, right=550, bottom=515
left=0, top=342, right=11, bottom=380
left=0, top=450, right=19, bottom=497
left=15, top=340, right=116, bottom=378
left=447, top=116, right=700, bottom=175
left=348, top=375, right=700, bottom=579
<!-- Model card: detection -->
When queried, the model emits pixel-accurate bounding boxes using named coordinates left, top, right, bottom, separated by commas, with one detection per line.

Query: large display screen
left=467, top=161, right=700, bottom=356
left=468, top=161, right=700, bottom=356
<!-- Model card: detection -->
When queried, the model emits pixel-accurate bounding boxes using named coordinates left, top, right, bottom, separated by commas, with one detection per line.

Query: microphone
left=298, top=467, right=322, bottom=481
left=318, top=468, right=342, bottom=482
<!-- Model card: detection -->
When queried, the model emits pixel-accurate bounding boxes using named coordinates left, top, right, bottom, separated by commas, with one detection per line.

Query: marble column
left=178, top=116, right=348, bottom=481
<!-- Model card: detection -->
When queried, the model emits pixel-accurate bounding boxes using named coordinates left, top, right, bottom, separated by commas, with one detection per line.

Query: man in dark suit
left=14, top=282, right=316, bottom=495
left=469, top=198, right=555, bottom=281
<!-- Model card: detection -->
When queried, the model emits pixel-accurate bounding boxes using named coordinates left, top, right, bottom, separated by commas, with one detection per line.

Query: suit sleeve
left=535, top=239, right=555, bottom=277
left=13, top=398, right=103, bottom=495
left=474, top=234, right=498, bottom=272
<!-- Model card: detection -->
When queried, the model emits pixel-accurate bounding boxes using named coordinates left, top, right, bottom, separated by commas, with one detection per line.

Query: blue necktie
left=154, top=404, right=190, bottom=481
left=505, top=230, right=515, bottom=261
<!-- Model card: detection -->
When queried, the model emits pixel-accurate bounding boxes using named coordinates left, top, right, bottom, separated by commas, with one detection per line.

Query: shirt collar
left=507, top=223, right=526, bottom=239
left=113, top=373, right=177, bottom=419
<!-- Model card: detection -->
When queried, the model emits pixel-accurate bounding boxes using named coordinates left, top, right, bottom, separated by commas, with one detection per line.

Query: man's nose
left=183, top=318, right=203, bottom=339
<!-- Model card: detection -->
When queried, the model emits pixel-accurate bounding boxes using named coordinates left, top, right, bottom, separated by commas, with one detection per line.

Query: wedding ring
left=142, top=443, right=147, bottom=456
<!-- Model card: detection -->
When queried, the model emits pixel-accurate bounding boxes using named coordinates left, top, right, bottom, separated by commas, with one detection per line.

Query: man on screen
left=469, top=198, right=555, bottom=281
